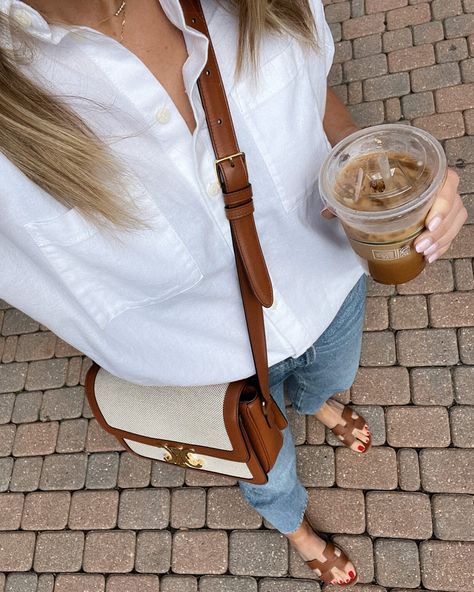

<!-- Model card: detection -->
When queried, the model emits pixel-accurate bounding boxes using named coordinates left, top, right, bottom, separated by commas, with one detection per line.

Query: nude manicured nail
left=424, top=243, right=438, bottom=256
left=427, top=253, right=439, bottom=264
left=415, top=238, right=432, bottom=253
left=428, top=215, right=442, bottom=232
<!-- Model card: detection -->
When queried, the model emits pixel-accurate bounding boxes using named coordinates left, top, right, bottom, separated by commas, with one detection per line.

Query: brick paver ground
left=1, top=1, right=474, bottom=590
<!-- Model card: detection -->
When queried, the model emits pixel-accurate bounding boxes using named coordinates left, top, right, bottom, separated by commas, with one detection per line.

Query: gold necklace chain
left=94, top=0, right=127, bottom=43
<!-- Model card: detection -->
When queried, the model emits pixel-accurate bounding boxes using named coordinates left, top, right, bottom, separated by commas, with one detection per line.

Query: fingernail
left=424, top=243, right=438, bottom=256
left=415, top=238, right=432, bottom=253
left=427, top=253, right=439, bottom=264
left=428, top=215, right=442, bottom=232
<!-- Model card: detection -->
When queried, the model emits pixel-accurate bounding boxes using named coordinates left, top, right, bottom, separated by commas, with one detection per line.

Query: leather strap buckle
left=214, top=151, right=245, bottom=183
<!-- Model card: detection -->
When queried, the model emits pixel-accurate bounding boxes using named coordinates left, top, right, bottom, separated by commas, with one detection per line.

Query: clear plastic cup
left=318, top=124, right=447, bottom=285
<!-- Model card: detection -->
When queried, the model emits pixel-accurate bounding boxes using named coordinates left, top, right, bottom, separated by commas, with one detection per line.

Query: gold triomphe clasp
left=162, top=445, right=204, bottom=469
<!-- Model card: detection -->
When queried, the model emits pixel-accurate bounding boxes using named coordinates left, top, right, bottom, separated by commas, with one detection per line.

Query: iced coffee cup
left=318, top=124, right=447, bottom=285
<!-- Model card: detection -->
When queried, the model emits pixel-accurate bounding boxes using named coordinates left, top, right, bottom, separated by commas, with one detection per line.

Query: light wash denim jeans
left=239, top=274, right=367, bottom=534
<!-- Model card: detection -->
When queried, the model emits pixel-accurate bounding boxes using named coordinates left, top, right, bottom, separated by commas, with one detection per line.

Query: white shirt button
left=207, top=180, right=221, bottom=197
left=12, top=9, right=32, bottom=28
left=156, top=107, right=171, bottom=124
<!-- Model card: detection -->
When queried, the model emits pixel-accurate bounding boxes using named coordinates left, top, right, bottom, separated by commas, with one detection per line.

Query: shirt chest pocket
left=24, top=193, right=204, bottom=329
left=232, top=40, right=329, bottom=213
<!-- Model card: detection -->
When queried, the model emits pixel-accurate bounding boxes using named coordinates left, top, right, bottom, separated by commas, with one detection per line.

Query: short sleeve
left=309, top=0, right=335, bottom=77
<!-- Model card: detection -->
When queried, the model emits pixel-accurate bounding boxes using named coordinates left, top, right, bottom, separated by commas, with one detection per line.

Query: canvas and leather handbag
left=85, top=0, right=288, bottom=485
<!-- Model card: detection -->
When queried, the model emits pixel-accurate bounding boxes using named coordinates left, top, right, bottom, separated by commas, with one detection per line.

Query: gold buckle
left=162, top=445, right=204, bottom=469
left=214, top=151, right=245, bottom=180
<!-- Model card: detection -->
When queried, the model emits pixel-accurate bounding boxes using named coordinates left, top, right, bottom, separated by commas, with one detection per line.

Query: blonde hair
left=0, top=1, right=317, bottom=231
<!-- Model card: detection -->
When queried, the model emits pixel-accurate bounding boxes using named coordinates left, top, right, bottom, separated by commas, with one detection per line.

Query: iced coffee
left=319, top=125, right=447, bottom=285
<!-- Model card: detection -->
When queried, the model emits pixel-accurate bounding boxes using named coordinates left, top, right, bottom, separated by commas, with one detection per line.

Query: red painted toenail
left=358, top=445, right=365, bottom=451
left=349, top=571, right=355, bottom=578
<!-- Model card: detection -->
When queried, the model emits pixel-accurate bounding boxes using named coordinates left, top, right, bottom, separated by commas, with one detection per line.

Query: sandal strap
left=331, top=406, right=366, bottom=446
left=306, top=541, right=350, bottom=582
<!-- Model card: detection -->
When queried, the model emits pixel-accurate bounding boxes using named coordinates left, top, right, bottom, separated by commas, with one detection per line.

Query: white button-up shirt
left=0, top=0, right=365, bottom=385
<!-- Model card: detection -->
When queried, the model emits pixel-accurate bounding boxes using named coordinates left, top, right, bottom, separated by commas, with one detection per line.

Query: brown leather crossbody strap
left=179, top=0, right=274, bottom=403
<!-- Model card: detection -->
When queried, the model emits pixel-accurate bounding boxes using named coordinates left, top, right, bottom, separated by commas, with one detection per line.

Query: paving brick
left=150, top=460, right=185, bottom=487
left=0, top=492, right=23, bottom=529
left=206, top=487, right=261, bottom=529
left=461, top=57, right=474, bottom=81
left=387, top=4, right=431, bottom=29
left=0, top=392, right=14, bottom=424
left=396, top=329, right=459, bottom=366
left=118, top=488, right=169, bottom=530
left=327, top=404, right=386, bottom=446
left=105, top=575, right=159, bottom=592
left=432, top=494, right=474, bottom=541
left=86, top=419, right=126, bottom=453
left=351, top=367, right=410, bottom=404
left=69, top=490, right=119, bottom=530
left=343, top=14, right=386, bottom=40
left=397, top=260, right=454, bottom=294
left=353, top=34, right=383, bottom=59
left=401, top=91, right=435, bottom=119
left=0, top=532, right=35, bottom=571
left=389, top=295, right=428, bottom=329
left=327, top=535, right=373, bottom=583
left=453, top=366, right=474, bottom=403
left=40, top=386, right=84, bottom=421
left=287, top=407, right=306, bottom=445
left=328, top=63, right=343, bottom=86
left=410, top=367, right=454, bottom=405
left=364, top=297, right=389, bottom=331
left=21, top=491, right=70, bottom=530
left=412, top=63, right=462, bottom=94
left=37, top=574, right=54, bottom=592
left=161, top=575, right=197, bottom=592
left=14, top=332, right=56, bottom=362
left=432, top=0, right=463, bottom=19
left=343, top=53, right=388, bottom=82
left=329, top=22, right=342, bottom=43
left=429, top=292, right=474, bottom=328
left=201, top=576, right=258, bottom=592
left=386, top=405, right=450, bottom=446
left=463, top=193, right=474, bottom=222
left=170, top=487, right=206, bottom=529
left=172, top=530, right=228, bottom=575
left=25, top=359, right=68, bottom=391
left=375, top=539, right=420, bottom=588
left=366, top=0, right=408, bottom=13
left=307, top=489, right=365, bottom=534
left=117, top=451, right=151, bottom=488
left=1, top=310, right=39, bottom=336
left=259, top=579, right=319, bottom=592
left=367, top=492, right=432, bottom=538
left=54, top=575, right=105, bottom=592
left=363, top=72, right=411, bottom=100
left=348, top=101, right=385, bottom=127
left=397, top=448, right=421, bottom=490
left=11, top=391, right=42, bottom=424
left=0, top=363, right=27, bottom=393
left=388, top=43, right=435, bottom=72
left=445, top=14, right=474, bottom=39
left=420, top=541, right=474, bottom=591
left=360, top=331, right=396, bottom=366
left=436, top=83, right=474, bottom=113
left=135, top=530, right=171, bottom=574
left=0, top=457, right=13, bottom=492
left=334, top=40, right=352, bottom=64
left=459, top=327, right=474, bottom=363
left=450, top=405, right=474, bottom=447
left=436, top=38, right=469, bottom=63
left=56, top=418, right=88, bottom=453
left=385, top=97, right=403, bottom=121
left=306, top=415, right=326, bottom=444
left=185, top=467, right=236, bottom=487
left=335, top=446, right=398, bottom=489
left=420, top=448, right=474, bottom=492
left=39, top=453, right=87, bottom=490
left=2, top=336, right=17, bottom=363
left=325, top=2, right=351, bottom=23
left=5, top=573, right=37, bottom=592
left=447, top=225, right=474, bottom=260
left=9, top=456, right=42, bottom=491
left=12, top=421, right=58, bottom=457
left=228, top=531, right=287, bottom=577
left=447, top=137, right=474, bottom=166
left=86, top=452, right=119, bottom=489
left=296, top=445, right=335, bottom=486
left=83, top=531, right=136, bottom=573
left=0, top=424, right=15, bottom=457
left=34, top=531, right=84, bottom=572
left=383, top=28, right=413, bottom=52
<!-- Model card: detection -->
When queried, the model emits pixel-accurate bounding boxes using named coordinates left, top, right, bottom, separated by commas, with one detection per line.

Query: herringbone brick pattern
left=0, top=1, right=473, bottom=590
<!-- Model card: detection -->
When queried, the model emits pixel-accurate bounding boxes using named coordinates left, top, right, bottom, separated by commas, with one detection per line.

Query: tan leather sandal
left=327, top=400, right=372, bottom=453
left=306, top=540, right=359, bottom=587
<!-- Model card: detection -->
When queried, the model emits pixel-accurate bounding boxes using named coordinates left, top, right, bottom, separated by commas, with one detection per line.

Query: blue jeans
left=239, top=274, right=367, bottom=534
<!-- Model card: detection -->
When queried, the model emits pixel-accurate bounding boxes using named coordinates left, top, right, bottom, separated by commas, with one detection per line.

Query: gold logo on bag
left=162, top=445, right=204, bottom=469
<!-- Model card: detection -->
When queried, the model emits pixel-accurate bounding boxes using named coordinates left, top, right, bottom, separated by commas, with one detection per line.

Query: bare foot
left=315, top=399, right=371, bottom=452
left=286, top=518, right=357, bottom=585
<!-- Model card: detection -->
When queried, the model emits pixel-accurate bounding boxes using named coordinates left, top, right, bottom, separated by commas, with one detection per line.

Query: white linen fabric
left=0, top=0, right=365, bottom=385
